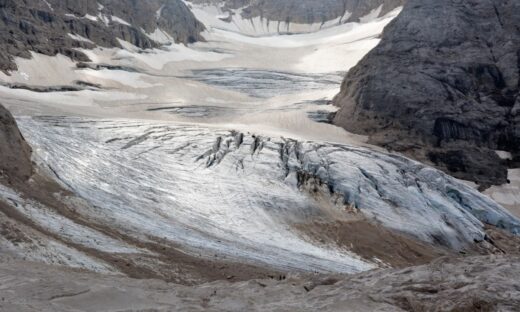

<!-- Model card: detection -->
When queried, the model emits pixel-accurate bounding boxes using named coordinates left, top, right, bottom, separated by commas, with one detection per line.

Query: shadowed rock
left=333, top=0, right=520, bottom=188
left=0, top=104, right=32, bottom=182
left=1, top=254, right=520, bottom=311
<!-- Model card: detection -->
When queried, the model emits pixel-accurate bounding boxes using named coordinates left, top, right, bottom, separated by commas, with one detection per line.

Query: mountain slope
left=333, top=0, right=520, bottom=187
left=2, top=254, right=520, bottom=311
left=0, top=0, right=205, bottom=72
left=187, top=0, right=405, bottom=35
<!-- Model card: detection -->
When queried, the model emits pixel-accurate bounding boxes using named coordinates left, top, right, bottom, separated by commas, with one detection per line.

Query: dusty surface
left=1, top=253, right=520, bottom=311
left=295, top=220, right=450, bottom=268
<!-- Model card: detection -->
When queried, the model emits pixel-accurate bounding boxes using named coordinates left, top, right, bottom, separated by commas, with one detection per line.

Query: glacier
left=16, top=116, right=520, bottom=274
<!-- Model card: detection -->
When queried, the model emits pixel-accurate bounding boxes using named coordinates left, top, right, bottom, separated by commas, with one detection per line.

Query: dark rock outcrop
left=0, top=0, right=205, bottom=73
left=189, top=0, right=405, bottom=25
left=0, top=104, right=32, bottom=182
left=333, top=0, right=520, bottom=187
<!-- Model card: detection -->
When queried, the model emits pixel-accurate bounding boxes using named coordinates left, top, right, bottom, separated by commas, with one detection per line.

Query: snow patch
left=84, top=14, right=98, bottom=22
left=156, top=5, right=164, bottom=20
left=496, top=150, right=513, bottom=160
left=111, top=15, right=131, bottom=26
left=359, top=5, right=384, bottom=23
left=97, top=13, right=110, bottom=26
left=145, top=28, right=174, bottom=45
left=42, top=0, right=53, bottom=11
left=68, top=33, right=94, bottom=44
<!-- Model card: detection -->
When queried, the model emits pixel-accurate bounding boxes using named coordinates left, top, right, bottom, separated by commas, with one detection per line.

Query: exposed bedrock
left=188, top=0, right=405, bottom=25
left=0, top=0, right=205, bottom=72
left=333, top=0, right=520, bottom=187
left=0, top=104, right=32, bottom=183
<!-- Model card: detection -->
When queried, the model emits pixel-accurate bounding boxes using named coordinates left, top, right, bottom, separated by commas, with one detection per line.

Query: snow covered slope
left=0, top=0, right=204, bottom=72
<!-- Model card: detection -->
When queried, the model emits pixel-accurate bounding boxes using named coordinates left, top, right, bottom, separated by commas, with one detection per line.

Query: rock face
left=0, top=0, right=205, bottom=72
left=333, top=0, right=520, bottom=187
left=189, top=0, right=405, bottom=25
left=0, top=104, right=32, bottom=182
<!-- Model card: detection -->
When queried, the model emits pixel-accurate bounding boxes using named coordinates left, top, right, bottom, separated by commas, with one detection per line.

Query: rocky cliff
left=0, top=0, right=205, bottom=72
left=188, top=0, right=405, bottom=25
left=0, top=104, right=32, bottom=183
left=333, top=0, right=520, bottom=188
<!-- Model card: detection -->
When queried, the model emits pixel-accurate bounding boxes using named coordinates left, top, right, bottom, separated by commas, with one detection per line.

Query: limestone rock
left=333, top=0, right=520, bottom=187
left=0, top=104, right=32, bottom=182
left=0, top=0, right=205, bottom=72
left=188, top=0, right=405, bottom=25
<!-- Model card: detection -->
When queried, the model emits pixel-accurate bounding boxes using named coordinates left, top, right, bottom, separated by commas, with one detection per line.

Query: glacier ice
left=16, top=116, right=520, bottom=273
